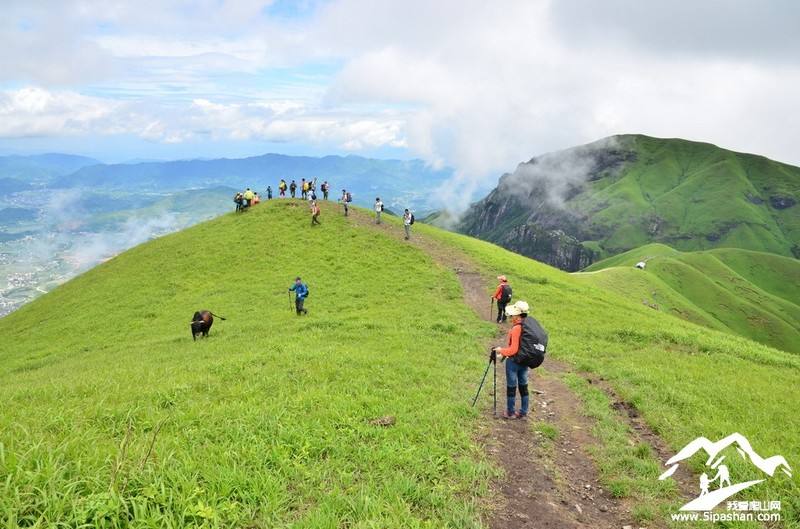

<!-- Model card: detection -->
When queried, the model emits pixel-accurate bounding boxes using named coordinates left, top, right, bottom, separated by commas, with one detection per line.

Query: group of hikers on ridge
left=274, top=177, right=332, bottom=200
left=233, top=188, right=261, bottom=211
left=232, top=180, right=416, bottom=238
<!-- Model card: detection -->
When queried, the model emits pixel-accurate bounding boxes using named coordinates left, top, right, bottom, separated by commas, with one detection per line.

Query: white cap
left=505, top=300, right=530, bottom=316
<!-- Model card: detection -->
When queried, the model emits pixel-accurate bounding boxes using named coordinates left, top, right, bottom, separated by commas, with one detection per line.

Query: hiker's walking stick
left=288, top=291, right=293, bottom=312
left=493, top=351, right=497, bottom=416
left=490, top=298, right=494, bottom=321
left=472, top=352, right=496, bottom=408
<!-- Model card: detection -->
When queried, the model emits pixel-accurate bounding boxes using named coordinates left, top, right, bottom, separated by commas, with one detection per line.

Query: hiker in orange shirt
left=492, top=301, right=548, bottom=420
left=492, top=275, right=512, bottom=323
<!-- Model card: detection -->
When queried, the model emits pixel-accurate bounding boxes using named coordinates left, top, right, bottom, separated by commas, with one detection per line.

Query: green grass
left=2, top=201, right=799, bottom=528
left=409, top=222, right=800, bottom=527
left=577, top=244, right=800, bottom=353
left=576, top=135, right=800, bottom=257
left=0, top=201, right=497, bottom=527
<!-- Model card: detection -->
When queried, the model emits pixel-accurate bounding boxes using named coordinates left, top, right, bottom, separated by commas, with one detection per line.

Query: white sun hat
left=505, top=300, right=530, bottom=316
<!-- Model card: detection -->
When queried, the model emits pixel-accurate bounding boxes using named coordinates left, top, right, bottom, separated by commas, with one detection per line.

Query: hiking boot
left=515, top=412, right=528, bottom=420
left=501, top=412, right=519, bottom=420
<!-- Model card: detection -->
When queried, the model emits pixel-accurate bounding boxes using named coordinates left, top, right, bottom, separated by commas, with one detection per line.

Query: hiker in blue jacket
left=288, top=277, right=309, bottom=315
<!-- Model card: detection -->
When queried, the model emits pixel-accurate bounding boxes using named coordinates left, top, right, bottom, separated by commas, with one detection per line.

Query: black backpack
left=515, top=317, right=548, bottom=369
left=499, top=284, right=512, bottom=303
left=409, top=214, right=415, bottom=225
left=346, top=192, right=353, bottom=203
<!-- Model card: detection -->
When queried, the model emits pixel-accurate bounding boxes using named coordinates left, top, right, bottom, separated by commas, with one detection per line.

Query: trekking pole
left=493, top=351, right=497, bottom=416
left=288, top=291, right=293, bottom=312
left=471, top=351, right=496, bottom=407
left=490, top=298, right=494, bottom=321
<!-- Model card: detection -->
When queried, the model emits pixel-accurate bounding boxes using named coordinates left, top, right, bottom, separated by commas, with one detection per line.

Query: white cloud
left=306, top=0, right=800, bottom=208
left=0, top=88, right=119, bottom=137
left=0, top=87, right=407, bottom=151
left=1, top=0, right=799, bottom=210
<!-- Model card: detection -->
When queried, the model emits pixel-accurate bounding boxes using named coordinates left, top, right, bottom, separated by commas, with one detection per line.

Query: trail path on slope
left=346, top=210, right=682, bottom=528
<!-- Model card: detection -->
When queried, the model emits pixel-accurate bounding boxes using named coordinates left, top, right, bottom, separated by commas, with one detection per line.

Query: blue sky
left=1, top=0, right=798, bottom=203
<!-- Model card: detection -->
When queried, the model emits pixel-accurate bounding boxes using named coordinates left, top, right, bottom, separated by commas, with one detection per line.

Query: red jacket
left=493, top=282, right=508, bottom=301
left=497, top=321, right=522, bottom=357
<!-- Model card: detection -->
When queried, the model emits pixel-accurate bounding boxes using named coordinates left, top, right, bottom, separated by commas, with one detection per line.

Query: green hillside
left=1, top=201, right=798, bottom=527
left=456, top=135, right=800, bottom=271
left=577, top=244, right=800, bottom=353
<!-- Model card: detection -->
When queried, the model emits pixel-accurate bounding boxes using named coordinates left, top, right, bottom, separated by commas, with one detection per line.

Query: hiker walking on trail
left=278, top=179, right=287, bottom=197
left=341, top=189, right=351, bottom=216
left=252, top=192, right=261, bottom=205
left=289, top=277, right=309, bottom=315
left=492, top=300, right=548, bottom=420
left=493, top=275, right=512, bottom=323
left=374, top=197, right=384, bottom=224
left=310, top=200, right=321, bottom=226
left=321, top=181, right=329, bottom=200
left=267, top=186, right=272, bottom=200
left=290, top=180, right=297, bottom=198
left=301, top=178, right=308, bottom=200
left=402, top=209, right=414, bottom=240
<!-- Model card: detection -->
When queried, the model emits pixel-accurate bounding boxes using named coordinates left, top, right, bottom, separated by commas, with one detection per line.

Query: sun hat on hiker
left=505, top=300, right=529, bottom=317
left=497, top=275, right=507, bottom=282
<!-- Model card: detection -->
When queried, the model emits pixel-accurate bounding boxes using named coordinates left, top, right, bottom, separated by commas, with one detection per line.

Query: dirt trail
left=347, top=210, right=665, bottom=528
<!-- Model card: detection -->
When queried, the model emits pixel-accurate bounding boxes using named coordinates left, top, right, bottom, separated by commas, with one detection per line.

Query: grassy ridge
left=2, top=201, right=799, bottom=527
left=456, top=135, right=800, bottom=271
left=411, top=223, right=800, bottom=527
left=578, top=244, right=800, bottom=353
left=573, top=135, right=800, bottom=258
left=0, top=201, right=496, bottom=527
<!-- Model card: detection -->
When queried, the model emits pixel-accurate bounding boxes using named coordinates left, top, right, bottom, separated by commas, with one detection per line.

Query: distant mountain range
left=453, top=135, right=800, bottom=271
left=0, top=154, right=101, bottom=184
left=0, top=151, right=457, bottom=317
left=53, top=154, right=453, bottom=213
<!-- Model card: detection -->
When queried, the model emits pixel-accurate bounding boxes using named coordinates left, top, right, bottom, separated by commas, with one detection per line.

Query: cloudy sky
left=1, top=0, right=798, bottom=196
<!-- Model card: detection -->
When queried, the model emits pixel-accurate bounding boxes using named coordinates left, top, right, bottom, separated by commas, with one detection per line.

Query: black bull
left=190, top=310, right=226, bottom=340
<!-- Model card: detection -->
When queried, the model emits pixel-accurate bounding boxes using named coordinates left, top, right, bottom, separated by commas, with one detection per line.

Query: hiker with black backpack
left=491, top=300, right=548, bottom=420
left=374, top=197, right=384, bottom=224
left=288, top=277, right=309, bottom=315
left=403, top=209, right=414, bottom=240
left=493, top=275, right=512, bottom=323
left=321, top=181, right=329, bottom=200
left=290, top=180, right=297, bottom=198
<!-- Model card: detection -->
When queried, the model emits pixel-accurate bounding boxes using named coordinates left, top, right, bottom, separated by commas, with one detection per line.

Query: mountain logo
left=659, top=433, right=792, bottom=511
